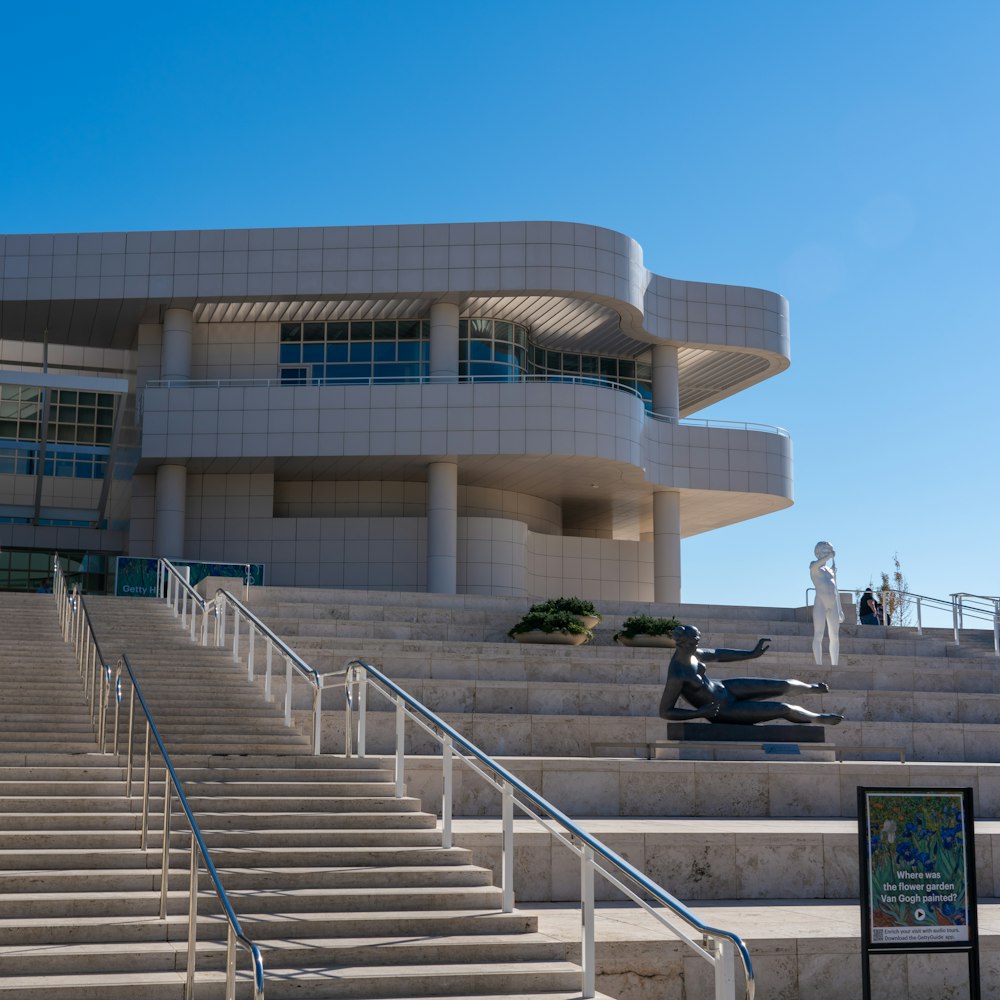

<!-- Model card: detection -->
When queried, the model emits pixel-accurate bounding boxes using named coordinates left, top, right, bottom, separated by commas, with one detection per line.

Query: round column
left=427, top=461, right=458, bottom=593
left=653, top=489, right=681, bottom=603
left=652, top=344, right=680, bottom=420
left=161, top=307, right=194, bottom=381
left=429, top=302, right=460, bottom=382
left=154, top=464, right=187, bottom=559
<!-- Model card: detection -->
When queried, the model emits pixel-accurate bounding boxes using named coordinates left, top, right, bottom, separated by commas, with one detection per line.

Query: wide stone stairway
left=0, top=591, right=611, bottom=999
left=230, top=584, right=1000, bottom=1000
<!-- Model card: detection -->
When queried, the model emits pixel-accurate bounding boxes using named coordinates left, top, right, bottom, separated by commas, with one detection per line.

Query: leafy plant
left=508, top=608, right=595, bottom=639
left=528, top=596, right=601, bottom=620
left=614, top=613, right=681, bottom=641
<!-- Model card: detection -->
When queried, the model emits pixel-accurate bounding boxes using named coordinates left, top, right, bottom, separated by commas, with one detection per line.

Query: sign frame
left=114, top=557, right=265, bottom=598
left=857, top=786, right=980, bottom=999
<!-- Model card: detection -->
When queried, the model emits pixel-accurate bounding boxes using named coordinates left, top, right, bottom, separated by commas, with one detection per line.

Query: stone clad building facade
left=0, top=221, right=792, bottom=599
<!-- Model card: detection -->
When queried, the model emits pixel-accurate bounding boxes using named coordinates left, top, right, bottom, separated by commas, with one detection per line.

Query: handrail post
left=994, top=612, right=1000, bottom=657
left=581, top=844, right=596, bottom=998
left=126, top=684, right=136, bottom=796
left=952, top=597, right=961, bottom=645
left=226, top=924, right=237, bottom=1000
left=312, top=681, right=322, bottom=755
left=160, top=779, right=172, bottom=919
left=141, top=721, right=151, bottom=850
left=394, top=698, right=406, bottom=797
left=713, top=936, right=736, bottom=1000
left=358, top=675, right=367, bottom=758
left=264, top=640, right=273, bottom=701
left=232, top=610, right=240, bottom=663
left=442, top=736, right=453, bottom=849
left=218, top=598, right=226, bottom=648
left=185, top=833, right=198, bottom=1000
left=201, top=603, right=209, bottom=646
left=501, top=781, right=514, bottom=912
left=916, top=597, right=923, bottom=636
left=284, top=657, right=293, bottom=726
left=247, top=627, right=255, bottom=681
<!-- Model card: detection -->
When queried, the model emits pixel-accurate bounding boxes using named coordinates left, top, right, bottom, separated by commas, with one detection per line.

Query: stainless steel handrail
left=649, top=409, right=790, bottom=438
left=212, top=587, right=326, bottom=754
left=143, top=373, right=646, bottom=402
left=112, top=651, right=265, bottom=1000
left=344, top=657, right=754, bottom=1000
left=158, top=558, right=212, bottom=644
left=806, top=585, right=1000, bottom=653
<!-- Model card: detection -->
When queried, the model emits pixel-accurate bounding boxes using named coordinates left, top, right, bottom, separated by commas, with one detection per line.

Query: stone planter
left=614, top=634, right=676, bottom=648
left=576, top=614, right=601, bottom=630
left=512, top=630, right=591, bottom=646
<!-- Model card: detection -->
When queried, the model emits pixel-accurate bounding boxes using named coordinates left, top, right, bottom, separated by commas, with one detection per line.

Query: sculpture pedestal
left=666, top=722, right=826, bottom=743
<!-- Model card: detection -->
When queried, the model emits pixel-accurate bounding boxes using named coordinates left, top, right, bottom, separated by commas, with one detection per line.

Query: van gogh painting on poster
left=863, top=789, right=970, bottom=945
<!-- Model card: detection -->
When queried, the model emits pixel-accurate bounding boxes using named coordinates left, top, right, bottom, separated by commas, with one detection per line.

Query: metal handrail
left=649, top=409, right=790, bottom=438
left=112, top=651, right=265, bottom=1000
left=212, top=586, right=326, bottom=754
left=158, top=559, right=212, bottom=644
left=343, top=657, right=754, bottom=1000
left=144, top=373, right=647, bottom=402
left=52, top=568, right=265, bottom=999
left=53, top=556, right=114, bottom=748
left=805, top=585, right=1000, bottom=654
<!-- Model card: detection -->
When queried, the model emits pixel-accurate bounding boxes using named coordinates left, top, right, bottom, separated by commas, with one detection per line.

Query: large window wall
left=278, top=317, right=653, bottom=405
left=0, top=384, right=115, bottom=480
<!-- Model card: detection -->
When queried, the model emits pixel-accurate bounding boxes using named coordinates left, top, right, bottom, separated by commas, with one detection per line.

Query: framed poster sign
left=858, top=786, right=980, bottom=999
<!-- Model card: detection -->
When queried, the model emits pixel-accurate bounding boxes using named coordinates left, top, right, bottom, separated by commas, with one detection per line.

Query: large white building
left=0, top=221, right=792, bottom=599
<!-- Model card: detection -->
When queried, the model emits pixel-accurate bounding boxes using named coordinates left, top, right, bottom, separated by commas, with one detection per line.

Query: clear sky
left=2, top=1, right=997, bottom=622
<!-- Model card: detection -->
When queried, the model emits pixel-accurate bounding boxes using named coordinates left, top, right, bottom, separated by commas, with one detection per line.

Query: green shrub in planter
left=527, top=596, right=602, bottom=622
left=613, top=613, right=681, bottom=642
left=508, top=608, right=594, bottom=640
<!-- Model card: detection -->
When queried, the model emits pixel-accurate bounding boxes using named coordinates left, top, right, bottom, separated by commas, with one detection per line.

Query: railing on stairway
left=52, top=556, right=267, bottom=1000
left=156, top=558, right=327, bottom=755
left=342, top=657, right=755, bottom=1000
left=151, top=557, right=754, bottom=998
left=806, top=584, right=1000, bottom=654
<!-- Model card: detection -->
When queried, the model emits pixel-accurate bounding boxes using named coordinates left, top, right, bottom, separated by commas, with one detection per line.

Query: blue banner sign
left=114, top=557, right=265, bottom=598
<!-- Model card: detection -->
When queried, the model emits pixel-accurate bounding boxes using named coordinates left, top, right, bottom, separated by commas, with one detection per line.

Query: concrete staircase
left=230, top=585, right=1000, bottom=999
left=0, top=592, right=612, bottom=999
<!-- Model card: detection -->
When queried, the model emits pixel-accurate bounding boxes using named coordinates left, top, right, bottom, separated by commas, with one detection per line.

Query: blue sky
left=2, top=1, right=997, bottom=621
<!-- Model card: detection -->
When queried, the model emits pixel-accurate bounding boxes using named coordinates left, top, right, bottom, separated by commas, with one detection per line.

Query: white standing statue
left=810, top=540, right=843, bottom=666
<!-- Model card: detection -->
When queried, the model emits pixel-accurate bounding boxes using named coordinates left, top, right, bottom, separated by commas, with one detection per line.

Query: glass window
left=312, top=365, right=326, bottom=382
left=303, top=322, right=325, bottom=341
left=95, top=427, right=113, bottom=445
left=373, top=363, right=402, bottom=381
left=96, top=408, right=113, bottom=426
left=350, top=321, right=373, bottom=340
left=458, top=320, right=468, bottom=337
left=470, top=318, right=492, bottom=338
left=600, top=357, right=617, bottom=377
left=562, top=354, right=580, bottom=373
left=302, top=343, right=324, bottom=363
left=397, top=342, right=421, bottom=362
left=619, top=359, right=636, bottom=379
left=398, top=320, right=420, bottom=340
left=373, top=342, right=395, bottom=362
left=374, top=321, right=396, bottom=340
left=325, top=343, right=349, bottom=362
left=349, top=342, right=372, bottom=363
left=327, top=321, right=349, bottom=341
left=281, top=323, right=302, bottom=342
left=494, top=321, right=513, bottom=343
left=329, top=364, right=369, bottom=384
left=580, top=355, right=598, bottom=374
left=467, top=340, right=491, bottom=361
left=280, top=344, right=302, bottom=364
left=281, top=368, right=307, bottom=385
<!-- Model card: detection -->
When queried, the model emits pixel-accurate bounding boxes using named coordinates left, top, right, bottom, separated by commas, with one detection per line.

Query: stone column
left=427, top=461, right=458, bottom=593
left=161, top=307, right=194, bottom=381
left=153, top=464, right=187, bottom=559
left=653, top=489, right=681, bottom=603
left=652, top=344, right=680, bottom=420
left=429, top=301, right=460, bottom=382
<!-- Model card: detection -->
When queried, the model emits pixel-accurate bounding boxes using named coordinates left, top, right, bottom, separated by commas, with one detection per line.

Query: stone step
left=448, top=815, right=1000, bottom=901
left=0, top=961, right=589, bottom=999
left=0, top=931, right=570, bottom=976
left=0, top=906, right=537, bottom=946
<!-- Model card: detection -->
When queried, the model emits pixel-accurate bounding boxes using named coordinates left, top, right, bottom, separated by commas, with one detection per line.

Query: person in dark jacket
left=859, top=587, right=879, bottom=626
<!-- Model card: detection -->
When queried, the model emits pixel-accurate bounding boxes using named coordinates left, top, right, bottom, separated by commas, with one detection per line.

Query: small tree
left=878, top=553, right=912, bottom=627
